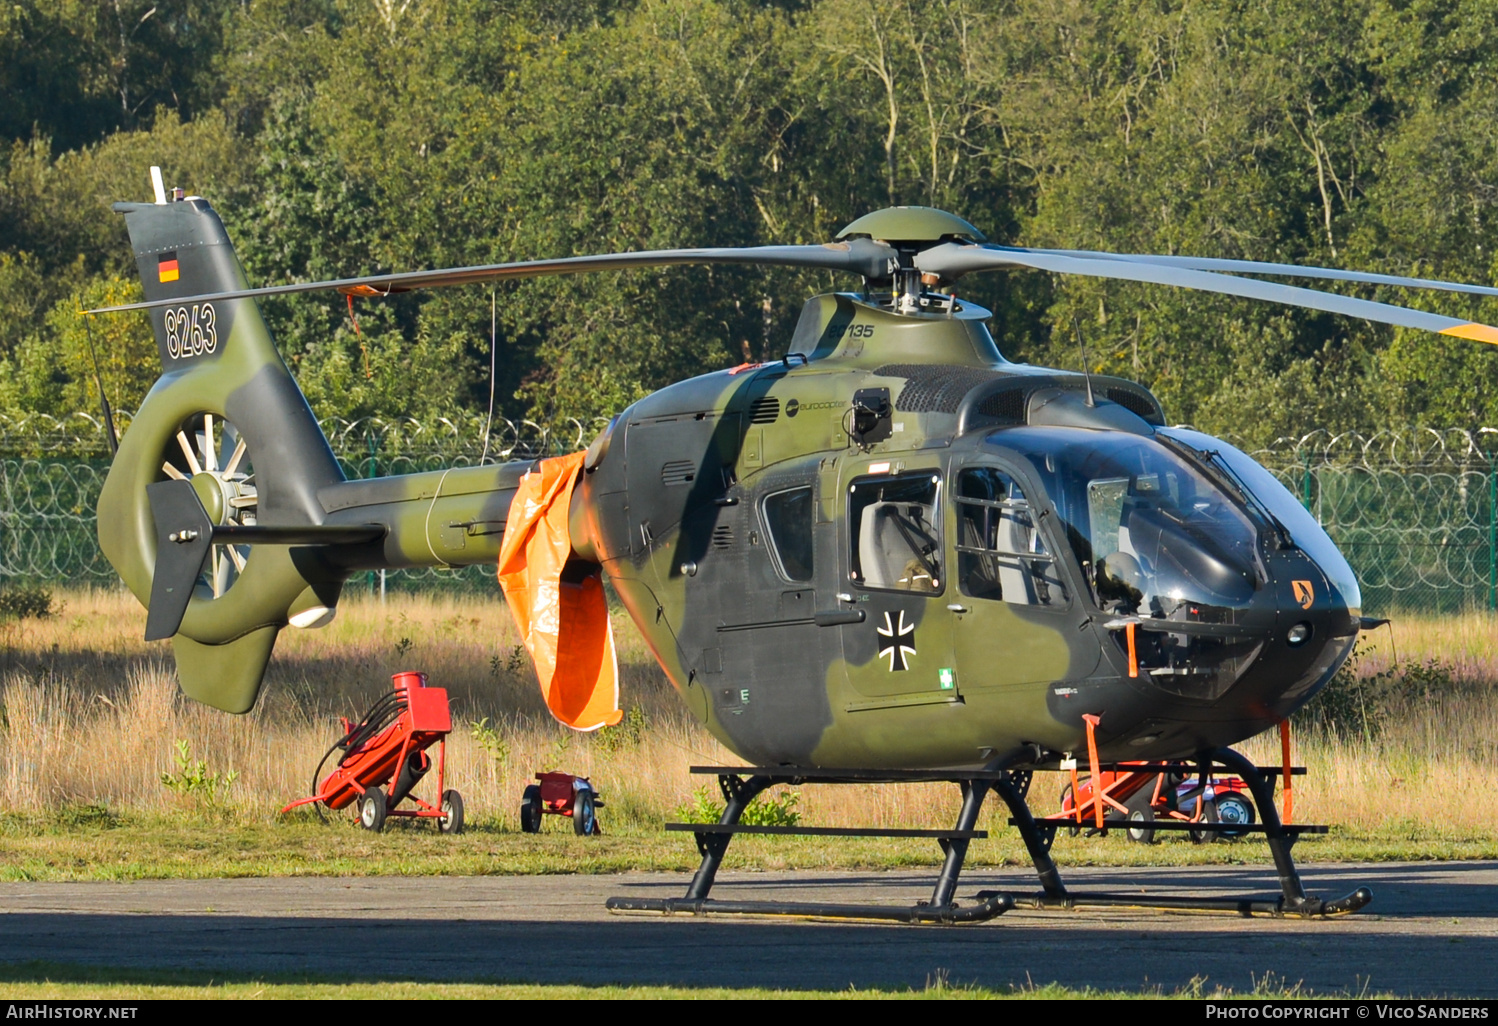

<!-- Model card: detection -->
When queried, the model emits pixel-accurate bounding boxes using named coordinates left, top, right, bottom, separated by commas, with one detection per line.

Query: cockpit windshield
left=995, top=428, right=1261, bottom=620
left=1159, top=427, right=1362, bottom=615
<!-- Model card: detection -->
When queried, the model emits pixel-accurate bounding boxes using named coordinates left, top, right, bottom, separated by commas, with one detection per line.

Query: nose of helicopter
left=1095, top=546, right=1361, bottom=760
left=1228, top=546, right=1361, bottom=726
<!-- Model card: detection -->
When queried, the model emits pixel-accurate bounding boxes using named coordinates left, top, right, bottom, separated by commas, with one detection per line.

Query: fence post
left=366, top=429, right=379, bottom=599
left=1489, top=452, right=1496, bottom=613
left=1301, top=449, right=1313, bottom=515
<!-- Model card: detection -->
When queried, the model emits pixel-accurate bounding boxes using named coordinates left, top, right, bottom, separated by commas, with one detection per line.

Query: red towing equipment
left=520, top=772, right=603, bottom=835
left=1047, top=719, right=1302, bottom=844
left=281, top=670, right=464, bottom=833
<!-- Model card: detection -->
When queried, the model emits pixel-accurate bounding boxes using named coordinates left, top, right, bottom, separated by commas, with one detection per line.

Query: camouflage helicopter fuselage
left=97, top=196, right=1361, bottom=772
left=560, top=293, right=1360, bottom=769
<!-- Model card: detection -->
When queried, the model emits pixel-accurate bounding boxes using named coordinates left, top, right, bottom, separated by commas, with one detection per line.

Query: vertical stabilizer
left=98, top=181, right=348, bottom=712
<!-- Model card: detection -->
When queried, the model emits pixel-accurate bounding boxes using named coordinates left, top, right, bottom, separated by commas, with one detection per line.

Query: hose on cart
left=308, top=689, right=411, bottom=821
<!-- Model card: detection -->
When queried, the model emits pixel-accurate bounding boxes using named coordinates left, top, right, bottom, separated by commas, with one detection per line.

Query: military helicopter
left=89, top=169, right=1498, bottom=924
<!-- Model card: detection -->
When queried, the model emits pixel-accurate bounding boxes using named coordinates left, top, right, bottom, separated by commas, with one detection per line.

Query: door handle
left=814, top=609, right=866, bottom=627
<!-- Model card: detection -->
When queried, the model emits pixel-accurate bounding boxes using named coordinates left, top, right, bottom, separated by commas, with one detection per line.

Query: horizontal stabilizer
left=144, top=479, right=385, bottom=641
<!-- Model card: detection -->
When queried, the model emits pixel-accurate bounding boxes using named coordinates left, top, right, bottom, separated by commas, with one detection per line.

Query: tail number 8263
left=164, top=303, right=218, bottom=359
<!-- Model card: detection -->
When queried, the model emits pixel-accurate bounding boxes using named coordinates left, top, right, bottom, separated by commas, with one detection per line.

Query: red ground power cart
left=281, top=670, right=464, bottom=833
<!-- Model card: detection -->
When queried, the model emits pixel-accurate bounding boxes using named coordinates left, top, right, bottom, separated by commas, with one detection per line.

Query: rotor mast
left=834, top=206, right=986, bottom=312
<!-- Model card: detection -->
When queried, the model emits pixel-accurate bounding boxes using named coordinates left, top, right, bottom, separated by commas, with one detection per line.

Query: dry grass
left=0, top=587, right=1494, bottom=848
left=0, top=586, right=731, bottom=828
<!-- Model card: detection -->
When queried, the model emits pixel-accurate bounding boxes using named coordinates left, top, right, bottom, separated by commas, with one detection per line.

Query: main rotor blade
left=85, top=240, right=899, bottom=315
left=1016, top=246, right=1498, bottom=300
left=916, top=243, right=1498, bottom=345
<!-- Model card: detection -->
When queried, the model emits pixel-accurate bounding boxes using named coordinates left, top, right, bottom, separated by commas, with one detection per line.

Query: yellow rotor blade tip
left=1440, top=322, right=1498, bottom=345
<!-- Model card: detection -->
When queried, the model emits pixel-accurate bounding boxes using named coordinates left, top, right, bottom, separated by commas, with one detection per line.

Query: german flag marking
left=1440, top=321, right=1498, bottom=345
left=157, top=252, right=180, bottom=283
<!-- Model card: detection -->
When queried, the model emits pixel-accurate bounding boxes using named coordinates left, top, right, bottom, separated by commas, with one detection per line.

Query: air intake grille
left=975, top=388, right=1026, bottom=425
left=749, top=397, right=780, bottom=424
left=661, top=460, right=697, bottom=486
left=874, top=364, right=1003, bottom=413
left=711, top=525, right=734, bottom=549
left=1105, top=387, right=1163, bottom=424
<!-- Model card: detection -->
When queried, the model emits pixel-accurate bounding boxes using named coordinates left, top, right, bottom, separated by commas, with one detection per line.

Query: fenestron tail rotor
left=159, top=414, right=259, bottom=599
left=98, top=189, right=352, bottom=712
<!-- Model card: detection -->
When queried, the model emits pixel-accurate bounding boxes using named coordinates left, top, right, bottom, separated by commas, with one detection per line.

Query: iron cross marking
left=877, top=609, right=917, bottom=671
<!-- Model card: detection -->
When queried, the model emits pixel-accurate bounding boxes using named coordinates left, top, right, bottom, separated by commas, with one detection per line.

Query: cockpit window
left=999, top=429, right=1261, bottom=621
left=954, top=467, right=1067, bottom=606
left=848, top=473, right=941, bottom=593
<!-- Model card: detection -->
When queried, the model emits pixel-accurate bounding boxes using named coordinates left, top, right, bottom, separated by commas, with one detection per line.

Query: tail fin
left=99, top=180, right=347, bottom=712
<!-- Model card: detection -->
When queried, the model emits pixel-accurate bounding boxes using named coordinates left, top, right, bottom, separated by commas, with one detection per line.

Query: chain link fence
left=1249, top=428, right=1498, bottom=616
left=2, top=414, right=1496, bottom=615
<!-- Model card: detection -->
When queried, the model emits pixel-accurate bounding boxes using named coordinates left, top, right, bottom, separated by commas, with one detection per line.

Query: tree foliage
left=0, top=0, right=1496, bottom=446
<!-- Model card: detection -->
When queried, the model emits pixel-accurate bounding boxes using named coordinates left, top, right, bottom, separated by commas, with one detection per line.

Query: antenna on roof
left=1073, top=317, right=1097, bottom=407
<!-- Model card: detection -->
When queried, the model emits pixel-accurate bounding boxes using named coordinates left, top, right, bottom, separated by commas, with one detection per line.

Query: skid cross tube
left=998, top=746, right=1372, bottom=918
left=606, top=768, right=1015, bottom=923
left=930, top=779, right=990, bottom=908
left=605, top=748, right=1372, bottom=924
left=683, top=773, right=778, bottom=901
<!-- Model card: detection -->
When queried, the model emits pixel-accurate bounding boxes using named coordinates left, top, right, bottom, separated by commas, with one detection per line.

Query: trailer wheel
left=1126, top=807, right=1156, bottom=845
left=359, top=787, right=387, bottom=832
left=1059, top=783, right=1081, bottom=837
left=520, top=784, right=542, bottom=833
left=573, top=789, right=598, bottom=836
left=439, top=789, right=465, bottom=835
left=1215, top=793, right=1255, bottom=841
left=1189, top=801, right=1218, bottom=844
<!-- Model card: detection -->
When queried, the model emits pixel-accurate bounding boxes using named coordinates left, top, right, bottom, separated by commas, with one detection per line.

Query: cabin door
left=837, top=465, right=959, bottom=705
left=946, top=459, right=1082, bottom=692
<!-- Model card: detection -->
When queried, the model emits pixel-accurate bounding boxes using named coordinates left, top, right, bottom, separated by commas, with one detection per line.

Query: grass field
left=0, top=586, right=1492, bottom=880
left=0, top=962, right=1367, bottom=1000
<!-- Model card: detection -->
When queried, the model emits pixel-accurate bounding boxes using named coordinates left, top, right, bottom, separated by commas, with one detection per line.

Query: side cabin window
left=762, top=486, right=815, bottom=582
left=954, top=467, right=1068, bottom=607
left=848, top=473, right=941, bottom=593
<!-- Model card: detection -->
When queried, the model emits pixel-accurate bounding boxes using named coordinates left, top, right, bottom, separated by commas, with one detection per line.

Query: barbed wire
left=1244, top=435, right=1498, bottom=614
left=0, top=413, right=600, bottom=585
left=1250, top=427, right=1498, bottom=467
left=0, top=417, right=1495, bottom=613
left=0, top=411, right=611, bottom=459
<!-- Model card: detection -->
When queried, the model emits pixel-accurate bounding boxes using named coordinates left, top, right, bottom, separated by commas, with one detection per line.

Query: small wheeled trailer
left=1049, top=720, right=1301, bottom=844
left=519, top=772, right=603, bottom=835
left=1059, top=764, right=1259, bottom=843
left=281, top=670, right=464, bottom=833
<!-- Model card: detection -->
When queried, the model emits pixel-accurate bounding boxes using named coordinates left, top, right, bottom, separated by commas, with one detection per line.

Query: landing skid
left=604, top=747, right=1373, bottom=924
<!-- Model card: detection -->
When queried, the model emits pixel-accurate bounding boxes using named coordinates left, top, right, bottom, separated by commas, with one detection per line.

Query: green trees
left=0, top=0, right=1495, bottom=442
